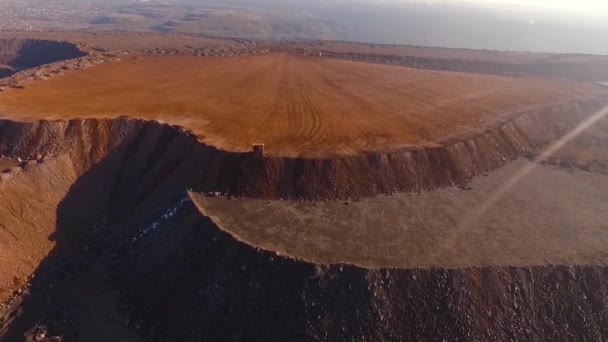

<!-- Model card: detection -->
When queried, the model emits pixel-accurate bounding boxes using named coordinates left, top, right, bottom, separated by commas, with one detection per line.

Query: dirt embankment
left=0, top=111, right=608, bottom=340
left=1, top=95, right=607, bottom=201
left=0, top=156, right=77, bottom=303
left=0, top=39, right=87, bottom=78
left=233, top=97, right=608, bottom=199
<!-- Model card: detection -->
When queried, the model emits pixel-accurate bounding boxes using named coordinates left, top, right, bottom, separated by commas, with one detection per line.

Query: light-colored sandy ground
left=0, top=53, right=605, bottom=157
left=192, top=159, right=608, bottom=268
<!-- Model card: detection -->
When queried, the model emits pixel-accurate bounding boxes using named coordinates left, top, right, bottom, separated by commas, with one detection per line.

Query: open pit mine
left=1, top=33, right=608, bottom=341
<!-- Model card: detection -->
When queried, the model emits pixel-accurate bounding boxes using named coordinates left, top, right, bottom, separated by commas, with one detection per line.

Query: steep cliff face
left=0, top=156, right=77, bottom=303
left=0, top=39, right=87, bottom=78
left=235, top=97, right=608, bottom=199
left=1, top=95, right=606, bottom=201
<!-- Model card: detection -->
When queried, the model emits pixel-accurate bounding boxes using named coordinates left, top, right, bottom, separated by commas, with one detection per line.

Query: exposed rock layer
left=1, top=95, right=606, bottom=200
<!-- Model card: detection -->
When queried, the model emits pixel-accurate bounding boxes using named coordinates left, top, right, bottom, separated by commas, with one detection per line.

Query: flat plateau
left=1, top=52, right=605, bottom=157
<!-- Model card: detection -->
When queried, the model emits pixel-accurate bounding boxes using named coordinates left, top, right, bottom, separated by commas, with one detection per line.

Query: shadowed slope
left=0, top=39, right=86, bottom=78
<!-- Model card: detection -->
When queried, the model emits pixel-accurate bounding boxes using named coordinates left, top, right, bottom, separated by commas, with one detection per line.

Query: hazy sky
left=455, top=0, right=608, bottom=13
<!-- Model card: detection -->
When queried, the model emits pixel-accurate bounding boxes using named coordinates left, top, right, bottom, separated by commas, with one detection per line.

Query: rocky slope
left=0, top=39, right=87, bottom=78
left=118, top=205, right=608, bottom=341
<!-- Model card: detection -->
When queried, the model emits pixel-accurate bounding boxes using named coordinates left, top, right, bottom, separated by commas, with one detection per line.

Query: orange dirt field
left=0, top=53, right=605, bottom=157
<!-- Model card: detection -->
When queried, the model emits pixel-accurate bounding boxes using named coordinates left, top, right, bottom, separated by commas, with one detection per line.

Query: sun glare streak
left=458, top=103, right=608, bottom=229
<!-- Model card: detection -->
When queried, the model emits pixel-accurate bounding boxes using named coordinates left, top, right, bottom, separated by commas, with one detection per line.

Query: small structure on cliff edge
left=252, top=143, right=264, bottom=157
